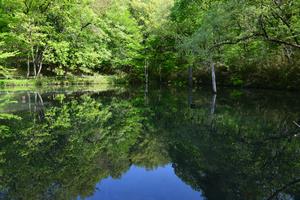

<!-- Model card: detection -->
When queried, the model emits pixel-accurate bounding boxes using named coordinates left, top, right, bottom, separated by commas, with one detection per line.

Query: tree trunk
left=34, top=92, right=37, bottom=114
left=27, top=54, right=30, bottom=77
left=37, top=92, right=44, bottom=106
left=209, top=93, right=216, bottom=134
left=211, top=62, right=217, bottom=93
left=31, top=47, right=37, bottom=77
left=36, top=47, right=46, bottom=77
left=28, top=92, right=31, bottom=114
left=145, top=60, right=149, bottom=89
left=210, top=94, right=217, bottom=114
left=37, top=61, right=43, bottom=77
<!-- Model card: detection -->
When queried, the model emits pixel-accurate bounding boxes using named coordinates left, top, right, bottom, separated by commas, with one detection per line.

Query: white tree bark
left=211, top=62, right=217, bottom=93
left=210, top=94, right=217, bottom=114
left=27, top=54, right=30, bottom=77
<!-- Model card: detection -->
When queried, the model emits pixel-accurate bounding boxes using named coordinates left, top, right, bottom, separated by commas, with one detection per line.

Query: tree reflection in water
left=0, top=88, right=299, bottom=200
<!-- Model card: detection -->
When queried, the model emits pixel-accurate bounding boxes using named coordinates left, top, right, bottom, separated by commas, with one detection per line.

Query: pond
left=0, top=86, right=299, bottom=200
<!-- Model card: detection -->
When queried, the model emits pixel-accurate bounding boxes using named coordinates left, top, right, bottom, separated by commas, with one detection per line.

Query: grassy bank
left=0, top=75, right=125, bottom=87
left=0, top=84, right=124, bottom=94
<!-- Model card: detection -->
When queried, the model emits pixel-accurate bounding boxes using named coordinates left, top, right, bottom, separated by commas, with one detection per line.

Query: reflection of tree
left=150, top=89, right=300, bottom=200
left=0, top=91, right=172, bottom=199
left=0, top=95, right=106, bottom=199
left=0, top=89, right=299, bottom=200
left=0, top=94, right=22, bottom=138
left=130, top=133, right=169, bottom=170
left=0, top=93, right=166, bottom=200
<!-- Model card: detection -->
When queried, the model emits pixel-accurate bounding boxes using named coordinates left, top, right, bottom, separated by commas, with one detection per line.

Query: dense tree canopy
left=0, top=0, right=300, bottom=89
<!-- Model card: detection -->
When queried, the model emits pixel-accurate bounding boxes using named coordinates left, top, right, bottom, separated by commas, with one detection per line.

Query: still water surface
left=0, top=86, right=299, bottom=200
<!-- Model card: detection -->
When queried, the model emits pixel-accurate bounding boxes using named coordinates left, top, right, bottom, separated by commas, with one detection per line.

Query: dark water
left=0, top=86, right=300, bottom=200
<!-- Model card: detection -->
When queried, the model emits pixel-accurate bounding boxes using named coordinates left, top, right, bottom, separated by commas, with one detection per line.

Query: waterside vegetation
left=0, top=0, right=299, bottom=90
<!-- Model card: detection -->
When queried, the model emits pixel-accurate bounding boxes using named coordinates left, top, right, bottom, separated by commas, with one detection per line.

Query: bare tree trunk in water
left=211, top=62, right=217, bottom=93
left=210, top=94, right=217, bottom=114
left=34, top=92, right=37, bottom=114
left=37, top=93, right=44, bottom=106
left=209, top=94, right=217, bottom=133
left=35, top=92, right=45, bottom=121
left=27, top=92, right=31, bottom=114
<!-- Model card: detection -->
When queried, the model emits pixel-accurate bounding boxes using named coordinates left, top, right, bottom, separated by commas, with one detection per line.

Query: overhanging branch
left=208, top=33, right=259, bottom=51
left=208, top=33, right=300, bottom=52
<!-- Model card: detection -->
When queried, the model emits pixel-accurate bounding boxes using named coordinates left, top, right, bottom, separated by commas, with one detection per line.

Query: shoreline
left=0, top=75, right=123, bottom=87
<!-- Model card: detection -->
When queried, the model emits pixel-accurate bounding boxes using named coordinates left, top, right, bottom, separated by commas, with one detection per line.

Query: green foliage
left=0, top=39, right=18, bottom=77
left=159, top=0, right=300, bottom=88
left=104, top=1, right=143, bottom=70
left=0, top=0, right=147, bottom=77
left=0, top=0, right=300, bottom=88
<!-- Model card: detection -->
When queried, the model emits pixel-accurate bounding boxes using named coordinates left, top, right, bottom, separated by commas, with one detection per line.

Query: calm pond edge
left=0, top=75, right=127, bottom=88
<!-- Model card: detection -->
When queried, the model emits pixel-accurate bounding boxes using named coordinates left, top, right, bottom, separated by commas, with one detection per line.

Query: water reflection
left=83, top=165, right=201, bottom=200
left=0, top=87, right=299, bottom=200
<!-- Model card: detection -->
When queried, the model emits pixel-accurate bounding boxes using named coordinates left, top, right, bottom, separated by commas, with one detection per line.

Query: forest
left=0, top=0, right=300, bottom=90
